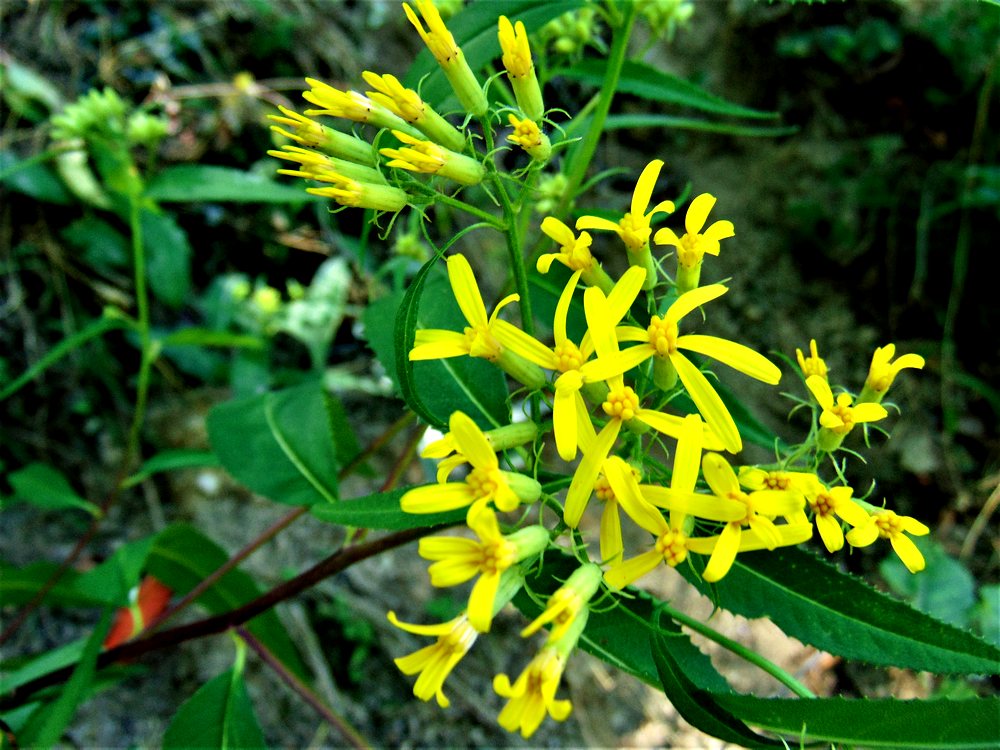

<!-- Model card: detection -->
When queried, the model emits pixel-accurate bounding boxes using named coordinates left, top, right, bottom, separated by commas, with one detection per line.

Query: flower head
left=654, top=193, right=734, bottom=293
left=419, top=505, right=549, bottom=631
left=387, top=610, right=477, bottom=707
left=494, top=646, right=572, bottom=738
left=403, top=0, right=487, bottom=115
left=381, top=130, right=485, bottom=185
left=576, top=159, right=675, bottom=253
left=268, top=105, right=375, bottom=164
left=796, top=339, right=828, bottom=381
left=408, top=254, right=530, bottom=371
left=806, top=375, right=888, bottom=451
left=402, top=411, right=541, bottom=515
left=804, top=484, right=871, bottom=553
left=859, top=344, right=925, bottom=404
left=362, top=71, right=466, bottom=152
left=498, top=16, right=544, bottom=120
left=521, top=563, right=602, bottom=643
left=846, top=508, right=930, bottom=573
left=507, top=115, right=550, bottom=161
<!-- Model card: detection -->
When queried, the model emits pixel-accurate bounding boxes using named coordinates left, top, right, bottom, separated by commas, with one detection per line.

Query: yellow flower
left=498, top=15, right=544, bottom=120
left=859, top=343, right=925, bottom=404
left=521, top=563, right=602, bottom=643
left=506, top=114, right=551, bottom=161
left=737, top=466, right=821, bottom=497
left=803, top=484, right=871, bottom=553
left=577, top=159, right=675, bottom=253
left=421, top=421, right=538, bottom=482
left=562, top=282, right=728, bottom=528
left=653, top=193, right=734, bottom=293
left=305, top=174, right=409, bottom=212
left=796, top=339, right=828, bottom=381
left=408, top=254, right=545, bottom=388
left=302, top=78, right=419, bottom=137
left=535, top=217, right=614, bottom=292
left=691, top=452, right=810, bottom=582
left=401, top=411, right=541, bottom=515
left=403, top=0, right=487, bottom=116
left=268, top=105, right=375, bottom=164
left=361, top=71, right=466, bottom=152
left=381, top=130, right=485, bottom=185
left=386, top=610, right=477, bottom=707
left=805, top=375, right=888, bottom=452
left=268, top=144, right=384, bottom=185
left=846, top=508, right=930, bottom=573
left=615, top=283, right=783, bottom=454
left=494, top=646, right=572, bottom=738
left=419, top=505, right=549, bottom=632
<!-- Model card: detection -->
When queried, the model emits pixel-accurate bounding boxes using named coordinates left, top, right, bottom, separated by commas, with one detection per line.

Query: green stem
left=124, top=193, right=155, bottom=470
left=481, top=117, right=535, bottom=336
left=661, top=602, right=816, bottom=699
left=432, top=191, right=503, bottom=227
left=0, top=147, right=65, bottom=182
left=556, top=3, right=637, bottom=217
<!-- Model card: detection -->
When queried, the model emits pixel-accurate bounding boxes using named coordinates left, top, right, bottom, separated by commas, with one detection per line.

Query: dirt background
left=1, top=0, right=997, bottom=747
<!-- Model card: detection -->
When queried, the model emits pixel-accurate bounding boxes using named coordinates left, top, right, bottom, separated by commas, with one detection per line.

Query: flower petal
left=401, top=482, right=475, bottom=513
left=493, top=320, right=556, bottom=369
left=653, top=226, right=681, bottom=248
left=604, top=456, right=666, bottom=535
left=605, top=266, right=647, bottom=322
left=806, top=375, right=834, bottom=410
left=446, top=254, right=488, bottom=327
left=603, top=549, right=663, bottom=589
left=672, top=414, right=704, bottom=492
left=564, top=420, right=621, bottom=528
left=853, top=403, right=888, bottom=423
left=702, top=220, right=735, bottom=245
left=449, top=411, right=497, bottom=470
left=631, top=160, right=663, bottom=216
left=890, top=533, right=926, bottom=573
left=702, top=523, right=740, bottom=582
left=576, top=215, right=621, bottom=233
left=702, top=452, right=740, bottom=497
left=540, top=216, right=575, bottom=246
left=583, top=286, right=618, bottom=360
left=468, top=571, right=501, bottom=632
left=410, top=330, right=470, bottom=360
left=599, top=499, right=623, bottom=565
left=685, top=193, right=716, bottom=235
left=666, top=284, right=728, bottom=324
left=672, top=352, right=742, bottom=454
left=815, top=513, right=845, bottom=552
left=677, top=334, right=782, bottom=384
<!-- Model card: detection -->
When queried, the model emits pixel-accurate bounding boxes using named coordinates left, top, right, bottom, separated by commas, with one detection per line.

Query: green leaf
left=714, top=694, right=1000, bottom=749
left=17, top=608, right=113, bottom=748
left=680, top=547, right=1000, bottom=675
left=561, top=59, right=778, bottom=120
left=122, top=449, right=221, bottom=489
left=160, top=327, right=265, bottom=349
left=61, top=216, right=130, bottom=271
left=603, top=113, right=798, bottom=137
left=6, top=463, right=101, bottom=517
left=0, top=315, right=127, bottom=402
left=403, top=0, right=584, bottom=108
left=140, top=208, right=192, bottom=309
left=391, top=256, right=510, bottom=430
left=206, top=379, right=340, bottom=506
left=0, top=150, right=72, bottom=204
left=880, top=537, right=977, bottom=627
left=0, top=562, right=100, bottom=608
left=146, top=524, right=306, bottom=680
left=162, top=668, right=267, bottom=749
left=68, top=535, right=155, bottom=605
left=651, top=632, right=784, bottom=749
left=146, top=165, right=317, bottom=204
left=310, top=487, right=464, bottom=531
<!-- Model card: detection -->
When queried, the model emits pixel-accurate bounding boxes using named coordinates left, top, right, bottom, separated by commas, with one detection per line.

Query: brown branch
left=0, top=526, right=436, bottom=711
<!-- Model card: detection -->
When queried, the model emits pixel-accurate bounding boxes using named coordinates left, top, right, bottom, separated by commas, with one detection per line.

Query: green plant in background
left=1, top=1, right=998, bottom=748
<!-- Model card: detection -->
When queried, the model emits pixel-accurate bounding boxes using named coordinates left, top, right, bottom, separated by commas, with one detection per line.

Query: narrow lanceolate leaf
left=651, top=634, right=783, bottom=749
left=161, top=668, right=267, bottom=749
left=146, top=164, right=318, bottom=203
left=681, top=546, right=1000, bottom=675
left=17, top=608, right=113, bottom=748
left=207, top=379, right=340, bottom=506
left=6, top=462, right=101, bottom=516
left=714, top=694, right=1000, bottom=750
left=560, top=59, right=779, bottom=119
left=310, top=487, right=464, bottom=531
left=392, top=253, right=510, bottom=431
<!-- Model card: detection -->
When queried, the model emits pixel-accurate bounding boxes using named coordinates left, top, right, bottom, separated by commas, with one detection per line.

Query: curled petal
left=653, top=226, right=682, bottom=248
left=666, top=284, right=729, bottom=324
left=632, top=159, right=664, bottom=217
left=677, top=334, right=782, bottom=384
